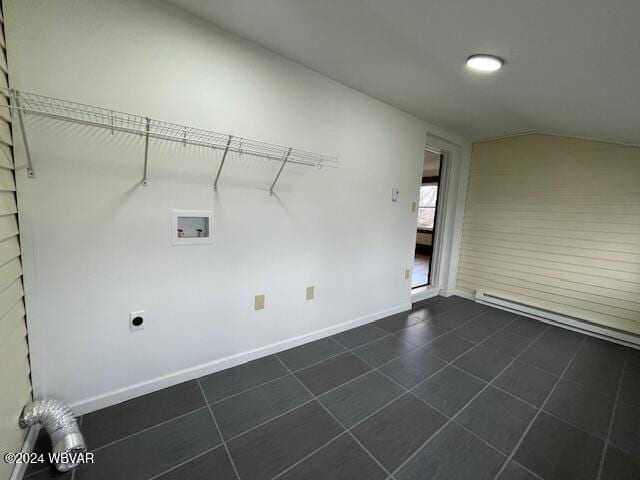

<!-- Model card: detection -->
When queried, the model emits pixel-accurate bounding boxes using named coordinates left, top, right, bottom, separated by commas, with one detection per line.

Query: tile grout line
left=209, top=372, right=292, bottom=406
left=272, top=354, right=397, bottom=480
left=269, top=432, right=351, bottom=480
left=69, top=300, right=498, bottom=478
left=491, top=335, right=588, bottom=480
left=196, top=378, right=243, bottom=480
left=89, top=405, right=210, bottom=453
left=237, top=301, right=500, bottom=448
left=146, top=444, right=225, bottom=480
left=596, top=349, right=629, bottom=480
left=33, top=300, right=514, bottom=478
left=385, top=321, right=551, bottom=478
left=335, top=313, right=527, bottom=474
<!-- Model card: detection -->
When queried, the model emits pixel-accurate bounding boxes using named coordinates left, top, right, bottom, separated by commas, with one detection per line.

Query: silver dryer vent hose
left=20, top=399, right=87, bottom=472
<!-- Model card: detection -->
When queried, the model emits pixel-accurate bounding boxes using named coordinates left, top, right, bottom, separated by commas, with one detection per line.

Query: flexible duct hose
left=20, top=399, right=87, bottom=472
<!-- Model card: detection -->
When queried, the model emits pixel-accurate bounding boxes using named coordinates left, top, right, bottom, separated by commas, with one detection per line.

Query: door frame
left=411, top=133, right=471, bottom=303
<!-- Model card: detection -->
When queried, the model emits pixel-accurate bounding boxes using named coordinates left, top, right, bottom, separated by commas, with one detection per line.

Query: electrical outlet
left=405, top=269, right=411, bottom=280
left=255, top=294, right=265, bottom=310
left=411, top=202, right=416, bottom=212
left=129, top=311, right=145, bottom=331
left=306, top=286, right=315, bottom=300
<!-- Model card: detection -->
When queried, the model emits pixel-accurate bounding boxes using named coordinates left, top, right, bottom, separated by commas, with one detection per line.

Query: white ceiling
left=170, top=0, right=640, bottom=144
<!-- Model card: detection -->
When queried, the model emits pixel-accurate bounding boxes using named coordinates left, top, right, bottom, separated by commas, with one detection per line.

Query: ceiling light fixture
left=466, top=54, right=504, bottom=72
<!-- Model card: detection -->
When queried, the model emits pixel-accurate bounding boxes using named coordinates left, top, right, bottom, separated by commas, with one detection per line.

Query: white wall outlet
left=306, top=286, right=315, bottom=300
left=129, top=311, right=145, bottom=331
left=405, top=269, right=411, bottom=280
left=392, top=187, right=399, bottom=202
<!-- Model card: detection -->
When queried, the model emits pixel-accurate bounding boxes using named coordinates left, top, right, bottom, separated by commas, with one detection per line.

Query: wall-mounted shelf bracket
left=269, top=147, right=292, bottom=195
left=142, top=117, right=150, bottom=187
left=11, top=90, right=35, bottom=178
left=213, top=135, right=232, bottom=191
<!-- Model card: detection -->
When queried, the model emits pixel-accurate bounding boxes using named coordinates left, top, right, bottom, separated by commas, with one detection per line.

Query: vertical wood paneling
left=0, top=2, right=30, bottom=478
left=457, top=133, right=640, bottom=335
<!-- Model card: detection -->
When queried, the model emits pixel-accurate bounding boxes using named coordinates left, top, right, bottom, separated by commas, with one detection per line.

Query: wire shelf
left=0, top=87, right=337, bottom=191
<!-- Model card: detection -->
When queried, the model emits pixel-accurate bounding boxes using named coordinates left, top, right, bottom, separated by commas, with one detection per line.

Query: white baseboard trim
left=69, top=302, right=412, bottom=415
left=10, top=426, right=39, bottom=480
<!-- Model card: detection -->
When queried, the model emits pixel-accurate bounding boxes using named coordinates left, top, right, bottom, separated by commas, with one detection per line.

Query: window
left=417, top=184, right=438, bottom=230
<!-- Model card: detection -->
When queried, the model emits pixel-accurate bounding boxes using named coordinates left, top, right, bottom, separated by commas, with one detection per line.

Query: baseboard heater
left=475, top=290, right=640, bottom=349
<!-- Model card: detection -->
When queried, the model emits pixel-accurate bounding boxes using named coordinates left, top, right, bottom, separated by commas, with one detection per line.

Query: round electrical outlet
left=132, top=316, right=144, bottom=327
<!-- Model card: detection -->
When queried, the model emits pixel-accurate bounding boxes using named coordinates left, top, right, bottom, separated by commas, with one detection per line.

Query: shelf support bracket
left=142, top=117, right=151, bottom=186
left=12, top=90, right=35, bottom=178
left=269, top=147, right=292, bottom=196
left=213, top=135, right=232, bottom=191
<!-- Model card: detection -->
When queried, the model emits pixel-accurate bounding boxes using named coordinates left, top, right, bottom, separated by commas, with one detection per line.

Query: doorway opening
left=412, top=150, right=442, bottom=289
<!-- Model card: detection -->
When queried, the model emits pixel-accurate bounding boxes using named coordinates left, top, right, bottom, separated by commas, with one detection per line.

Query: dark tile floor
left=25, top=295, right=640, bottom=480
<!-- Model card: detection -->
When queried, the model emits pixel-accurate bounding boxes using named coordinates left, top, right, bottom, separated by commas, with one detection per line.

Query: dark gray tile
left=494, top=360, right=557, bottom=406
left=320, top=370, right=404, bottom=427
left=611, top=402, right=640, bottom=458
left=485, top=330, right=532, bottom=357
left=352, top=335, right=414, bottom=367
left=519, top=328, right=584, bottom=375
left=427, top=302, right=488, bottom=331
left=454, top=344, right=515, bottom=382
left=25, top=468, right=72, bottom=480
left=457, top=386, right=536, bottom=454
left=379, top=348, right=447, bottom=388
left=478, top=308, right=516, bottom=331
left=453, top=318, right=498, bottom=343
left=505, top=315, right=547, bottom=340
left=227, top=401, right=343, bottom=480
left=627, top=348, right=640, bottom=373
left=410, top=297, right=455, bottom=321
left=279, top=433, right=387, bottom=480
left=375, top=311, right=422, bottom=333
left=156, top=446, right=237, bottom=480
left=422, top=333, right=476, bottom=362
left=295, top=352, right=371, bottom=396
left=212, top=375, right=312, bottom=440
left=393, top=321, right=447, bottom=347
left=396, top=422, right=505, bottom=480
left=514, top=412, right=603, bottom=480
left=601, top=444, right=640, bottom=480
left=564, top=337, right=626, bottom=396
left=545, top=379, right=614, bottom=439
left=498, top=461, right=539, bottom=480
left=620, top=368, right=640, bottom=408
left=82, top=380, right=206, bottom=449
left=199, top=356, right=288, bottom=403
left=277, top=338, right=345, bottom=371
left=412, top=365, right=485, bottom=417
left=352, top=394, right=447, bottom=471
left=332, top=324, right=387, bottom=349
left=75, top=408, right=221, bottom=480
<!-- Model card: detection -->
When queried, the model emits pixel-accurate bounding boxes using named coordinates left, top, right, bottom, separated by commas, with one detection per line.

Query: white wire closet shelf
left=1, top=88, right=338, bottom=193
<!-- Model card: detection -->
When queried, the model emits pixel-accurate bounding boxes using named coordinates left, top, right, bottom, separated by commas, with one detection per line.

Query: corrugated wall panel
left=0, top=2, right=30, bottom=478
left=457, top=133, right=640, bottom=335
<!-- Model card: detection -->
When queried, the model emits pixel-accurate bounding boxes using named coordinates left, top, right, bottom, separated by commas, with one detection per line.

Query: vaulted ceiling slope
left=169, top=0, right=640, bottom=144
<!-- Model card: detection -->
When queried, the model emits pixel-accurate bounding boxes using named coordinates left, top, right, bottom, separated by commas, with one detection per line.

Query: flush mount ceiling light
left=466, top=54, right=504, bottom=72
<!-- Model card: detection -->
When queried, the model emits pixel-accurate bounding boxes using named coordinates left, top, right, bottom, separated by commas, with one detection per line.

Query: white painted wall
left=5, top=0, right=467, bottom=413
